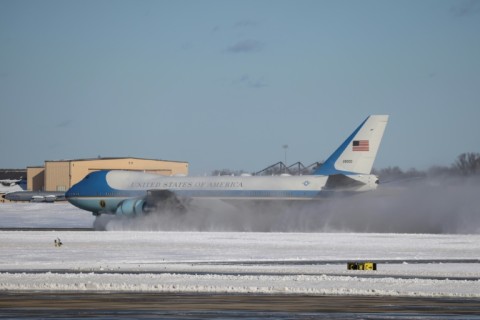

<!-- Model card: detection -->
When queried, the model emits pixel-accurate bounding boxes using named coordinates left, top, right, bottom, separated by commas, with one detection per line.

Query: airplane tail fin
left=313, top=115, right=389, bottom=175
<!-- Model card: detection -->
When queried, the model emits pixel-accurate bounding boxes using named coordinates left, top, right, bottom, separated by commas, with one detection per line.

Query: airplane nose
left=65, top=188, right=72, bottom=199
left=65, top=182, right=97, bottom=212
left=65, top=185, right=84, bottom=210
left=65, top=185, right=77, bottom=202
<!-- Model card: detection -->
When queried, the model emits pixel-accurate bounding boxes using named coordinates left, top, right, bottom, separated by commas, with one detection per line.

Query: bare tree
left=372, top=166, right=425, bottom=182
left=453, top=153, right=480, bottom=176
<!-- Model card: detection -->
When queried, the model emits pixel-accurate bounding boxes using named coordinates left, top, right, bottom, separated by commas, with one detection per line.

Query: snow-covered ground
left=0, top=202, right=94, bottom=228
left=0, top=202, right=479, bottom=297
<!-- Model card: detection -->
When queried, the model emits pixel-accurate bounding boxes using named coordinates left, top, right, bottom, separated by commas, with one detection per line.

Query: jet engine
left=115, top=198, right=149, bottom=216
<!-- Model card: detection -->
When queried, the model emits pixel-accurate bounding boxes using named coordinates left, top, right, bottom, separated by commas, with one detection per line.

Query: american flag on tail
left=352, top=140, right=369, bottom=151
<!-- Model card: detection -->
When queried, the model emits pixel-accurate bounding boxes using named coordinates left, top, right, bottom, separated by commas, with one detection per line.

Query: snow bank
left=0, top=272, right=478, bottom=297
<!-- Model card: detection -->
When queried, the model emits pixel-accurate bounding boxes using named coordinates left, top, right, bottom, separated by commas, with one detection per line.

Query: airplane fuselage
left=2, top=191, right=65, bottom=202
left=66, top=170, right=378, bottom=214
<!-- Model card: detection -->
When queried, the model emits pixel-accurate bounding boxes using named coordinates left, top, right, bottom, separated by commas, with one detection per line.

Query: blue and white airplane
left=66, top=115, right=389, bottom=216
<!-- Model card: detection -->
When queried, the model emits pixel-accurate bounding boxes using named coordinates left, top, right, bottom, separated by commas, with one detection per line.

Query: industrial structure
left=25, top=157, right=189, bottom=192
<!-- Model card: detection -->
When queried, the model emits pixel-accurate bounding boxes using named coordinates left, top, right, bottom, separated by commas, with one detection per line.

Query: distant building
left=26, top=157, right=189, bottom=192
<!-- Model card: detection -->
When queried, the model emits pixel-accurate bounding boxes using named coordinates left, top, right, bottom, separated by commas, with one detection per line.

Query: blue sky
left=1, top=0, right=479, bottom=175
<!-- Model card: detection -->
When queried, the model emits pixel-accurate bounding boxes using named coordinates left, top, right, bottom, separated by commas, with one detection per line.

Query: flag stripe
left=352, top=140, right=369, bottom=151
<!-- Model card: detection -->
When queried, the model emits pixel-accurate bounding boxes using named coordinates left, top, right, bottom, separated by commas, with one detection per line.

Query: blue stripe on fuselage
left=173, top=189, right=321, bottom=199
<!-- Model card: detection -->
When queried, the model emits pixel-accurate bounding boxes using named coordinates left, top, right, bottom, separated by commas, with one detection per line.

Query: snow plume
left=311, top=176, right=480, bottom=234
left=95, top=177, right=480, bottom=234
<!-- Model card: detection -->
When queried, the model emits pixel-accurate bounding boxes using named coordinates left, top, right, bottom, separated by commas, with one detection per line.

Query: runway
left=1, top=292, right=480, bottom=319
left=2, top=262, right=480, bottom=282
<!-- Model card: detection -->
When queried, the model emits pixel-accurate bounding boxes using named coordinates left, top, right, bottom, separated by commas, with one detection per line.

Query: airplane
left=2, top=191, right=66, bottom=202
left=66, top=115, right=389, bottom=216
left=0, top=178, right=24, bottom=187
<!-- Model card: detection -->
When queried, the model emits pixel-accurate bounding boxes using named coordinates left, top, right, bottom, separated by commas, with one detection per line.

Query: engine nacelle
left=115, top=198, right=147, bottom=216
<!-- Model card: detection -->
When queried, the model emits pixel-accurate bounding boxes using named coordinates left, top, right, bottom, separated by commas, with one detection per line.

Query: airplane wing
left=146, top=189, right=186, bottom=213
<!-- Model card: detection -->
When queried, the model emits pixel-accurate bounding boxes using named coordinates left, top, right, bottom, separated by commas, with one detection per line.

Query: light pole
left=282, top=144, right=288, bottom=173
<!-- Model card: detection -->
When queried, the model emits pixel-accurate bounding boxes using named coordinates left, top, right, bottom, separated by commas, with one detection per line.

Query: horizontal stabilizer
left=323, top=174, right=365, bottom=191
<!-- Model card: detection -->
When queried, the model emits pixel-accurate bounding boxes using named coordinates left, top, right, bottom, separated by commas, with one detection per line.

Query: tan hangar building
left=27, top=157, right=189, bottom=192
